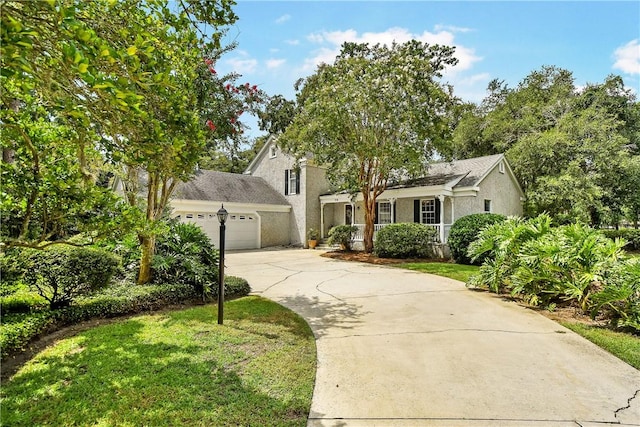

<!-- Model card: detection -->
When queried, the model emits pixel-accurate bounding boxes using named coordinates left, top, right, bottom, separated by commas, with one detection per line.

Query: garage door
left=180, top=212, right=260, bottom=250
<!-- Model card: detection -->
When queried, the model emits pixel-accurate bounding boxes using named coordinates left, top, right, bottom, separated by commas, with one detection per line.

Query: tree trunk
left=138, top=235, right=155, bottom=285
left=363, top=194, right=376, bottom=253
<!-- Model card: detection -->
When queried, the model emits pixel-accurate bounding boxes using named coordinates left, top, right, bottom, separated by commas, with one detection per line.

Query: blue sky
left=215, top=1, right=640, bottom=138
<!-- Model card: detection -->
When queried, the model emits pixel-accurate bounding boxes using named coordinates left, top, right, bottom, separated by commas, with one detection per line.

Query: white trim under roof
left=172, top=198, right=291, bottom=213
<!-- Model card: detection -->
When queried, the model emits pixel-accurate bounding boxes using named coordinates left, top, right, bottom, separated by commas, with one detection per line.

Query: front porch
left=320, top=191, right=456, bottom=245
left=351, top=223, right=452, bottom=243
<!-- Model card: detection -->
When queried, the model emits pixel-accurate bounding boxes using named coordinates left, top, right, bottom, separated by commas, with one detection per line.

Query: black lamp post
left=216, top=204, right=228, bottom=325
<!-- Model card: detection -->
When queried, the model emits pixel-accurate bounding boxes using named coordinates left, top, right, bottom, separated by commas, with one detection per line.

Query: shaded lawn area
left=1, top=296, right=316, bottom=427
left=395, top=262, right=479, bottom=283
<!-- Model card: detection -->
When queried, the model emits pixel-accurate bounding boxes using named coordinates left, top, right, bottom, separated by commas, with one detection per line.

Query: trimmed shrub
left=23, top=246, right=120, bottom=309
left=373, top=223, right=436, bottom=259
left=448, top=213, right=506, bottom=264
left=602, top=229, right=640, bottom=251
left=327, top=225, right=358, bottom=250
left=221, top=276, right=251, bottom=298
left=153, top=221, right=219, bottom=298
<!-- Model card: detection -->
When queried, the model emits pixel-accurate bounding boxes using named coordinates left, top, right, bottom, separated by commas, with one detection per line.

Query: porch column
left=320, top=202, right=326, bottom=239
left=438, top=195, right=445, bottom=243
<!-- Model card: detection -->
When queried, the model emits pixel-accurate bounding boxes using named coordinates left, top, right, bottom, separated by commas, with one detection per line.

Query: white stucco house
left=171, top=136, right=524, bottom=251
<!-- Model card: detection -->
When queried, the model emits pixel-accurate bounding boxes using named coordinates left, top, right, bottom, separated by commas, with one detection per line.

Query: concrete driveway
left=225, top=248, right=640, bottom=427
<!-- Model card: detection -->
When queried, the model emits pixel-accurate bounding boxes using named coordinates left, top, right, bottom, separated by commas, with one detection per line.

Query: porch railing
left=352, top=223, right=452, bottom=243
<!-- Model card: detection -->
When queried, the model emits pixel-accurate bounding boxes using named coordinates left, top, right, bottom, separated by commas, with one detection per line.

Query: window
left=378, top=202, right=392, bottom=224
left=499, top=161, right=505, bottom=174
left=269, top=145, right=277, bottom=158
left=484, top=199, right=492, bottom=212
left=421, top=199, right=437, bottom=224
left=285, top=169, right=300, bottom=195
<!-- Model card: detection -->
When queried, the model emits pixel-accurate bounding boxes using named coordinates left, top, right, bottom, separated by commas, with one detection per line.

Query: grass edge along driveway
left=1, top=296, right=316, bottom=427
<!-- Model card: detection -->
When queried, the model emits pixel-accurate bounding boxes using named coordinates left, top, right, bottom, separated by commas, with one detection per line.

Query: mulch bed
left=320, top=250, right=450, bottom=265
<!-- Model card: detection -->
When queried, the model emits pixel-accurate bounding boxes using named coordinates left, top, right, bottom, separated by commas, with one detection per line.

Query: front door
left=345, top=204, right=353, bottom=225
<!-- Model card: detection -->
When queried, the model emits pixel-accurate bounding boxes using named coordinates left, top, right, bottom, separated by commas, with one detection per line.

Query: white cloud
left=225, top=51, right=258, bottom=74
left=266, top=58, right=286, bottom=69
left=434, top=24, right=473, bottom=33
left=285, top=39, right=300, bottom=46
left=275, top=14, right=291, bottom=24
left=301, top=26, right=482, bottom=74
left=613, top=39, right=640, bottom=75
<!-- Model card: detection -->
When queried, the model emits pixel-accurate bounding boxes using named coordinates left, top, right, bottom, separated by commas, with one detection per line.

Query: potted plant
left=307, top=228, right=320, bottom=249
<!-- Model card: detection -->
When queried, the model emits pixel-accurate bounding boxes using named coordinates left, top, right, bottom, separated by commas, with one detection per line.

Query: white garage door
left=180, top=212, right=260, bottom=250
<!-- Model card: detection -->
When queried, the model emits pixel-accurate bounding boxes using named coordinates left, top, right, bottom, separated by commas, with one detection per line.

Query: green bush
left=153, top=221, right=219, bottom=297
left=602, top=229, right=640, bottom=251
left=327, top=225, right=358, bottom=250
left=1, top=290, right=48, bottom=315
left=373, top=223, right=436, bottom=259
left=591, top=258, right=640, bottom=332
left=467, top=214, right=554, bottom=293
left=22, top=246, right=120, bottom=309
left=222, top=276, right=251, bottom=297
left=511, top=224, right=625, bottom=310
left=448, top=213, right=506, bottom=264
left=0, top=249, right=28, bottom=296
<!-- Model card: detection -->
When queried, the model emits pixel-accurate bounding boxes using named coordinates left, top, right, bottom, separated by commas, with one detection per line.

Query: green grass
left=560, top=322, right=640, bottom=370
left=1, top=296, right=316, bottom=426
left=396, top=262, right=480, bottom=282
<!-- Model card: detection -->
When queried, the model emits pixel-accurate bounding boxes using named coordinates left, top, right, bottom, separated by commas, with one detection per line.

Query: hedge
left=1, top=276, right=251, bottom=359
left=373, top=223, right=436, bottom=259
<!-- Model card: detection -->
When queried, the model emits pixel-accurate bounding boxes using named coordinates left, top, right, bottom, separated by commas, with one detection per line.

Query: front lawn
left=1, top=296, right=316, bottom=426
left=395, top=262, right=479, bottom=282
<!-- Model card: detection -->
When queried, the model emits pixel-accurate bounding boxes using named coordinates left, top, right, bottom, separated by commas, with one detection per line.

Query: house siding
left=258, top=211, right=290, bottom=247
left=305, top=165, right=330, bottom=240
left=249, top=143, right=304, bottom=245
left=250, top=141, right=330, bottom=247
left=453, top=164, right=523, bottom=220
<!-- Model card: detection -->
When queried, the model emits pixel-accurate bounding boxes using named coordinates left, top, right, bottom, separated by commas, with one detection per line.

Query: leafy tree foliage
left=450, top=67, right=640, bottom=226
left=2, top=1, right=264, bottom=284
left=280, top=41, right=458, bottom=252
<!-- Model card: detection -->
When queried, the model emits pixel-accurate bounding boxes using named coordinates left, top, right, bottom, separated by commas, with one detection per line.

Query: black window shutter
left=391, top=201, right=395, bottom=223
left=374, top=203, right=379, bottom=225
left=295, top=170, right=300, bottom=194
left=435, top=198, right=441, bottom=223
left=284, top=170, right=289, bottom=195
left=413, top=199, right=420, bottom=223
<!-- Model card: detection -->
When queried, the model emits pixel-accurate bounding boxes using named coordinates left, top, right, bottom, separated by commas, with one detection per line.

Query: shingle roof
left=388, top=153, right=504, bottom=190
left=173, top=170, right=289, bottom=206
left=425, top=153, right=503, bottom=187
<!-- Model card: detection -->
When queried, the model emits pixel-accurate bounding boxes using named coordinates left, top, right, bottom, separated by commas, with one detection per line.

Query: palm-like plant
left=153, top=221, right=219, bottom=298
left=467, top=214, right=553, bottom=293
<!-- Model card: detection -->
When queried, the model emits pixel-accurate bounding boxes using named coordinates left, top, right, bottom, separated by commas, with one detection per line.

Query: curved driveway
left=226, top=248, right=640, bottom=427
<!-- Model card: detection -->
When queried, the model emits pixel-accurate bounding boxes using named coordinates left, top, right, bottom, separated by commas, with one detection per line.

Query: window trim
left=484, top=199, right=492, bottom=213
left=285, top=169, right=300, bottom=195
left=269, top=145, right=277, bottom=158
left=377, top=201, right=392, bottom=224
left=499, top=161, right=505, bottom=174
left=420, top=198, right=437, bottom=225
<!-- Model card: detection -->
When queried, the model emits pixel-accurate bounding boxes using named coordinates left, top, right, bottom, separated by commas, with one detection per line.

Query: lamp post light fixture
left=217, top=204, right=228, bottom=325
